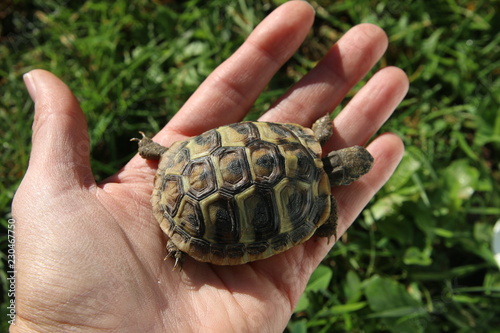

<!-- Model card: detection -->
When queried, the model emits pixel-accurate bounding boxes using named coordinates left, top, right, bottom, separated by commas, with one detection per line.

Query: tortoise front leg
left=312, top=114, right=333, bottom=146
left=131, top=132, right=168, bottom=160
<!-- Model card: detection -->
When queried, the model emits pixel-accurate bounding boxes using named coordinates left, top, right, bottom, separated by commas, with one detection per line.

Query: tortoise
left=134, top=115, right=373, bottom=267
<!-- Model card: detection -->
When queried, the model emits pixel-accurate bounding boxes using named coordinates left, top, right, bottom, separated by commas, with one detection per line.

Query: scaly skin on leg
left=131, top=132, right=169, bottom=160
left=311, top=114, right=333, bottom=146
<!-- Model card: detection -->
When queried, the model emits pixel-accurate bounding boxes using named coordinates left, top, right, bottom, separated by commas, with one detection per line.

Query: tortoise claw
left=131, top=131, right=168, bottom=160
left=130, top=131, right=147, bottom=142
left=166, top=239, right=185, bottom=271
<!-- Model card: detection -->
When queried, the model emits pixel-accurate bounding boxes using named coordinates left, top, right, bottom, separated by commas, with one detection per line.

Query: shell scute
left=280, top=142, right=320, bottom=182
left=260, top=122, right=297, bottom=144
left=247, top=141, right=285, bottom=185
left=225, top=243, right=246, bottom=259
left=158, top=175, right=183, bottom=216
left=176, top=197, right=204, bottom=238
left=214, top=147, right=252, bottom=193
left=188, top=238, right=211, bottom=258
left=188, top=129, right=221, bottom=159
left=275, top=179, right=316, bottom=235
left=246, top=240, right=269, bottom=255
left=236, top=186, right=279, bottom=241
left=202, top=193, right=240, bottom=244
left=163, top=145, right=190, bottom=175
left=270, top=233, right=290, bottom=251
left=184, top=157, right=217, bottom=199
left=220, top=122, right=260, bottom=146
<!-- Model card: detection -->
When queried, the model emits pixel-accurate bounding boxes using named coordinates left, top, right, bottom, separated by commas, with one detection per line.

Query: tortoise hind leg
left=315, top=196, right=338, bottom=243
left=312, top=114, right=333, bottom=146
left=165, top=239, right=185, bottom=271
left=131, top=132, right=169, bottom=160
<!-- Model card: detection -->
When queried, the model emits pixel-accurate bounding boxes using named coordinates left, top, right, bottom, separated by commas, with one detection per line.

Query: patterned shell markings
left=152, top=121, right=332, bottom=265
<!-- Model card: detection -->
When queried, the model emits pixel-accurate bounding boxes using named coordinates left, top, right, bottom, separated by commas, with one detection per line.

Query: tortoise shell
left=152, top=121, right=332, bottom=265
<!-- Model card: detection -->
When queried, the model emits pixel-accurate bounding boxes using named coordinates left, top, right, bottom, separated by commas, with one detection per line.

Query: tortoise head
left=322, top=146, right=374, bottom=186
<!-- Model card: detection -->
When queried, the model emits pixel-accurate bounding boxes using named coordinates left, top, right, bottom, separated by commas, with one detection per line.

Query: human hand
left=12, top=1, right=408, bottom=332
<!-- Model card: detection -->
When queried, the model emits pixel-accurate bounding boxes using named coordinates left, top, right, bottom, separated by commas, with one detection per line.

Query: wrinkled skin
left=11, top=1, right=408, bottom=332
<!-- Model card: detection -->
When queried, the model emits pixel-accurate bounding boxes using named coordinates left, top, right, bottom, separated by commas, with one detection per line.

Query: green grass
left=1, top=0, right=499, bottom=332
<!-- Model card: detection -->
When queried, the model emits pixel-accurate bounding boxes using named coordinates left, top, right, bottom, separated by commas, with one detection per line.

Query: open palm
left=12, top=2, right=408, bottom=332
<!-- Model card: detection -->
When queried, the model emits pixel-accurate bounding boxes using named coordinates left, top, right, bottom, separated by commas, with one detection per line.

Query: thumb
left=22, top=69, right=94, bottom=190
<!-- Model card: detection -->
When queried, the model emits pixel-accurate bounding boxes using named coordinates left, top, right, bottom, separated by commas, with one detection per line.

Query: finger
left=22, top=69, right=94, bottom=189
left=310, top=132, right=405, bottom=259
left=157, top=1, right=315, bottom=145
left=327, top=66, right=409, bottom=149
left=335, top=133, right=404, bottom=234
left=259, top=23, right=389, bottom=125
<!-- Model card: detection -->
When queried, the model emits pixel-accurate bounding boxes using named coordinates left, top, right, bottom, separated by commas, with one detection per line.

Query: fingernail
left=297, top=0, right=316, bottom=13
left=23, top=72, right=37, bottom=103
